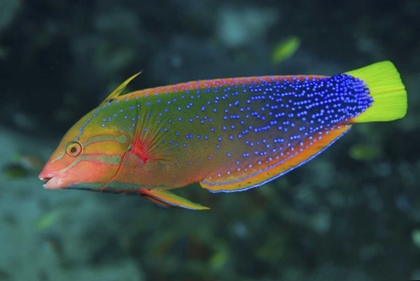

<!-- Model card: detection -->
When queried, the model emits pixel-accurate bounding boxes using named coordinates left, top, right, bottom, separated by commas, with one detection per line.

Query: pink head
left=39, top=110, right=130, bottom=190
left=39, top=73, right=144, bottom=191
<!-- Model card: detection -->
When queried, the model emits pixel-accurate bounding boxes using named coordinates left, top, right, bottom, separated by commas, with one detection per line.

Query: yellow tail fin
left=346, top=61, right=407, bottom=123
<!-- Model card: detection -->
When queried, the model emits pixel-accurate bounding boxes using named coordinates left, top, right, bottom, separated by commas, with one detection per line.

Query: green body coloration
left=39, top=62, right=407, bottom=210
left=65, top=79, right=289, bottom=191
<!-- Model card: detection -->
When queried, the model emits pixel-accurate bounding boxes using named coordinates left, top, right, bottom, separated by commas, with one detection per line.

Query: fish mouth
left=39, top=174, right=67, bottom=189
left=40, top=177, right=52, bottom=184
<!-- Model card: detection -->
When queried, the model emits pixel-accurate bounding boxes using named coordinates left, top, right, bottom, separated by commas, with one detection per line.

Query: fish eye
left=66, top=141, right=82, bottom=157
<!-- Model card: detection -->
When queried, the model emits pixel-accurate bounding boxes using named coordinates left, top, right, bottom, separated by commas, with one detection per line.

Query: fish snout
left=39, top=172, right=67, bottom=189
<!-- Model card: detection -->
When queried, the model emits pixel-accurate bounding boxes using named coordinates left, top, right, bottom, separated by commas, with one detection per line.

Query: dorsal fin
left=100, top=72, right=141, bottom=106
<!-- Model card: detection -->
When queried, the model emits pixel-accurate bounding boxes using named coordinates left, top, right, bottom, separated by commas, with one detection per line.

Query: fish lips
left=39, top=173, right=68, bottom=189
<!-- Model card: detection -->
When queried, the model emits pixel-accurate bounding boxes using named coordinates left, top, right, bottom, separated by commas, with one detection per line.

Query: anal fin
left=139, top=188, right=210, bottom=210
left=201, top=125, right=351, bottom=193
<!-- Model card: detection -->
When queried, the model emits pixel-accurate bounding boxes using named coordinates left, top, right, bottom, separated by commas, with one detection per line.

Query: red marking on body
left=130, top=142, right=149, bottom=163
left=130, top=134, right=165, bottom=163
left=130, top=135, right=150, bottom=163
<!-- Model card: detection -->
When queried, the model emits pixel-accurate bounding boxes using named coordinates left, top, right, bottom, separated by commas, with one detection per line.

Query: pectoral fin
left=139, top=188, right=210, bottom=210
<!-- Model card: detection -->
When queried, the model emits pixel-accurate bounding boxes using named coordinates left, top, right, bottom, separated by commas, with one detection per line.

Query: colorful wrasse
left=39, top=61, right=407, bottom=210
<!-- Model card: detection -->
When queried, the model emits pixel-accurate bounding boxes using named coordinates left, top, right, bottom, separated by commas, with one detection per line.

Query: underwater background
left=0, top=0, right=419, bottom=280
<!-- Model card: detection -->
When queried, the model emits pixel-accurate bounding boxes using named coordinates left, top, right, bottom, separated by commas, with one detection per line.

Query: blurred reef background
left=0, top=0, right=419, bottom=280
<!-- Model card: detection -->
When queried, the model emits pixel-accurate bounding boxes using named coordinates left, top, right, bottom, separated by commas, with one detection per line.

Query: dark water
left=0, top=0, right=419, bottom=280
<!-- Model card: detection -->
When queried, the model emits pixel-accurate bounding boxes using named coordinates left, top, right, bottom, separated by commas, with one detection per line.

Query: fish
left=271, top=36, right=300, bottom=64
left=39, top=61, right=407, bottom=210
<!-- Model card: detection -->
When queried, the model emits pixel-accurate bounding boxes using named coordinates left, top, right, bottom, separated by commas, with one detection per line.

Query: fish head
left=39, top=111, right=130, bottom=190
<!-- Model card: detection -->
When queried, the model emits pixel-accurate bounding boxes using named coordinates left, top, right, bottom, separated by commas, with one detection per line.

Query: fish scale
left=90, top=74, right=371, bottom=191
left=39, top=61, right=407, bottom=210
